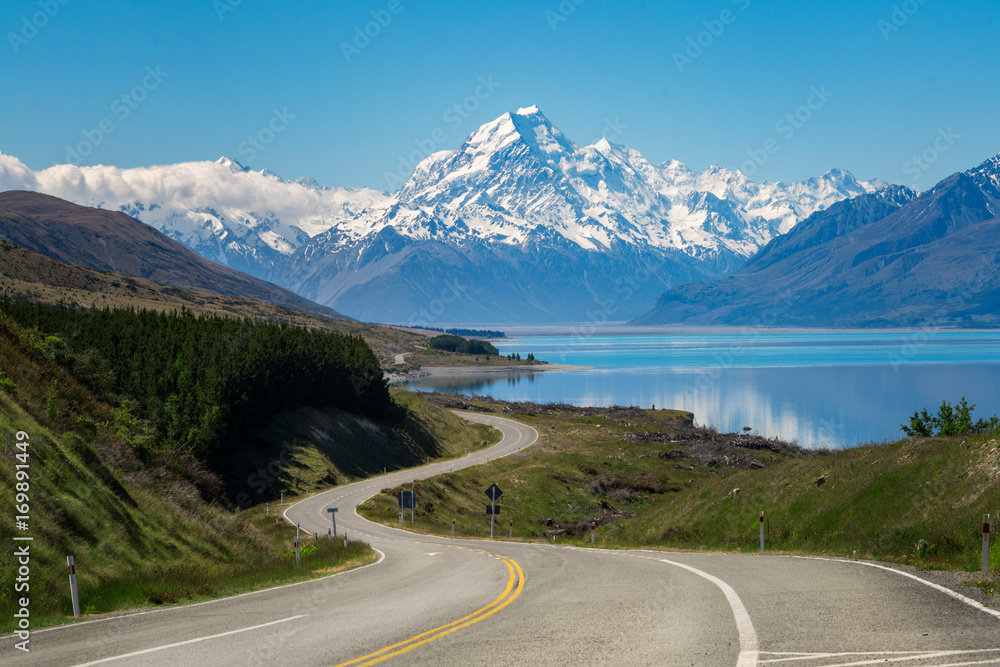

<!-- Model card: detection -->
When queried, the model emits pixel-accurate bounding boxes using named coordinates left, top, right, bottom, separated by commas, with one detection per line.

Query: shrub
left=428, top=334, right=498, bottom=356
left=0, top=371, right=15, bottom=395
left=902, top=396, right=998, bottom=437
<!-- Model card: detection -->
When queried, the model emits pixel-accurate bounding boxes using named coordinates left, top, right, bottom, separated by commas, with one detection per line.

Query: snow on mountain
left=268, top=107, right=887, bottom=322
left=0, top=105, right=889, bottom=321
left=0, top=152, right=390, bottom=277
left=334, top=105, right=884, bottom=264
left=634, top=148, right=1000, bottom=328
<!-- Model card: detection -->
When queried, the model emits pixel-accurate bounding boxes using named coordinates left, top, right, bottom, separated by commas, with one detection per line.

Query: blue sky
left=4, top=0, right=998, bottom=192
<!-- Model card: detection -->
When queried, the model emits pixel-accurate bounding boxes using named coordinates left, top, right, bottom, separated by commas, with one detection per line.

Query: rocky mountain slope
left=270, top=107, right=882, bottom=323
left=0, top=191, right=352, bottom=321
left=0, top=107, right=883, bottom=322
left=634, top=153, right=1000, bottom=327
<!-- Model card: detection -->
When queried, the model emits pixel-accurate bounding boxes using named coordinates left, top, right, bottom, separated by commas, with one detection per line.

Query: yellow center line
left=334, top=551, right=525, bottom=667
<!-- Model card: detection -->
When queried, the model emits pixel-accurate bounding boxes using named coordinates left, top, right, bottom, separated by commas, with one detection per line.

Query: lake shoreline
left=387, top=330, right=1000, bottom=448
left=385, top=362, right=591, bottom=384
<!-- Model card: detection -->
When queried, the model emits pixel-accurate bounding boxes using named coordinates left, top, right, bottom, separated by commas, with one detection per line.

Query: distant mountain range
left=0, top=191, right=352, bottom=322
left=0, top=107, right=882, bottom=323
left=634, top=154, right=1000, bottom=327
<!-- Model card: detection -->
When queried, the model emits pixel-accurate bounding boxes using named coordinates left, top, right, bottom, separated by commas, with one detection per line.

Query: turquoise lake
left=396, top=329, right=1000, bottom=448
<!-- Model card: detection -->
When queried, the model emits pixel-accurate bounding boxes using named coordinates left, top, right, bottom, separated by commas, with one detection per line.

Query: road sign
left=399, top=490, right=415, bottom=509
left=328, top=507, right=339, bottom=537
left=485, top=484, right=502, bottom=537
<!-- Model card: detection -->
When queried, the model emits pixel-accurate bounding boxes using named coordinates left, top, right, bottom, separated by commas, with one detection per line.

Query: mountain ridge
left=0, top=191, right=353, bottom=322
left=634, top=153, right=1000, bottom=328
left=0, top=106, right=885, bottom=322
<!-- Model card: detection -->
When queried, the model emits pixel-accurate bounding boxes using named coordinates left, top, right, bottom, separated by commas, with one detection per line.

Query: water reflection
left=399, top=362, right=1000, bottom=449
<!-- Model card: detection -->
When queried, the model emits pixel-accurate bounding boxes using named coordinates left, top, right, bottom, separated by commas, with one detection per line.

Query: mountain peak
left=594, top=137, right=612, bottom=152
left=458, top=106, right=575, bottom=169
left=216, top=156, right=248, bottom=173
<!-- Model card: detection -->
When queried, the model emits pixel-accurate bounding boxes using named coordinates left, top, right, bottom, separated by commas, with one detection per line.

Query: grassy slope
left=0, top=240, right=428, bottom=364
left=360, top=402, right=1000, bottom=574
left=0, top=390, right=377, bottom=631
left=0, top=313, right=492, bottom=630
left=0, top=240, right=538, bottom=369
left=223, top=388, right=500, bottom=507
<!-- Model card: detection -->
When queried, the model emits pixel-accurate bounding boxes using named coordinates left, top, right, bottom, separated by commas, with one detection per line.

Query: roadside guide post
left=67, top=556, right=81, bottom=617
left=294, top=535, right=300, bottom=568
left=399, top=490, right=414, bottom=525
left=759, top=512, right=765, bottom=554
left=412, top=483, right=415, bottom=523
left=328, top=507, right=339, bottom=538
left=983, top=514, right=991, bottom=576
left=485, top=484, right=503, bottom=538
left=452, top=519, right=455, bottom=536
left=591, top=522, right=596, bottom=545
left=509, top=520, right=513, bottom=538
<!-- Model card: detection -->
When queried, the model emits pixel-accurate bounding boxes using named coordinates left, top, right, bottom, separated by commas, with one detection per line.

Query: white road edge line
left=68, top=615, right=306, bottom=666
left=791, top=556, right=1000, bottom=621
left=657, top=558, right=759, bottom=667
left=32, top=549, right=386, bottom=636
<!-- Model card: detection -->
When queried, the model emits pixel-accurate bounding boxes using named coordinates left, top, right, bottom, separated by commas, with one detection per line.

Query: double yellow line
left=334, top=548, right=525, bottom=666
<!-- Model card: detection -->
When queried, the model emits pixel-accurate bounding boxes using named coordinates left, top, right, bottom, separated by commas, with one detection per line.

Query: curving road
left=24, top=413, right=1000, bottom=666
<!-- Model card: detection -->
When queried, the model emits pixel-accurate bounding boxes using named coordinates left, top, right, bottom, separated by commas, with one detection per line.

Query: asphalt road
left=23, top=413, right=1000, bottom=666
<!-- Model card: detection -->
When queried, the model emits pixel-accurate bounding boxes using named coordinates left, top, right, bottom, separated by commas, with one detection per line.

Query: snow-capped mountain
left=270, top=106, right=883, bottom=322
left=0, top=106, right=885, bottom=322
left=0, top=152, right=390, bottom=277
left=635, top=152, right=1000, bottom=327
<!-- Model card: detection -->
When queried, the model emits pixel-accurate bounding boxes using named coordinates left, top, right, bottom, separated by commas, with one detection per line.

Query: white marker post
left=411, top=483, right=415, bottom=523
left=452, top=519, right=455, bottom=536
left=294, top=536, right=300, bottom=568
left=328, top=528, right=331, bottom=539
left=983, top=514, right=991, bottom=576
left=509, top=521, right=513, bottom=539
left=280, top=493, right=284, bottom=506
left=591, top=522, right=596, bottom=545
left=759, top=512, right=765, bottom=554
left=67, top=556, right=81, bottom=617
left=344, top=532, right=348, bottom=549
